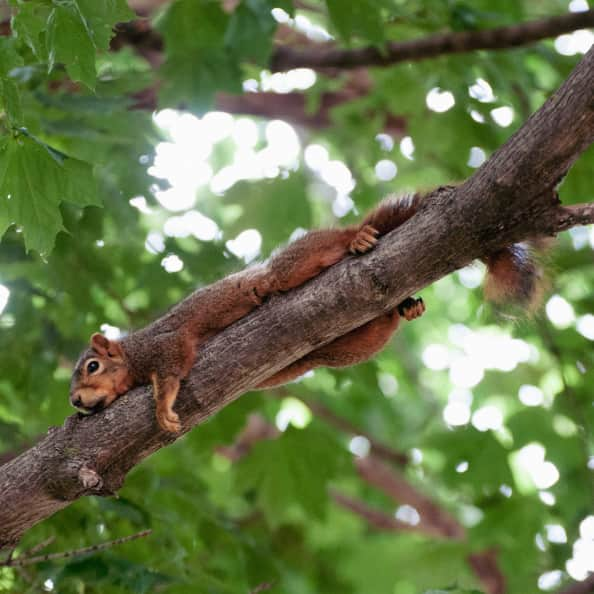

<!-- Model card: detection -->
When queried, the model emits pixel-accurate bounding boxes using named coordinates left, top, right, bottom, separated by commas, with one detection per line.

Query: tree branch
left=0, top=47, right=593, bottom=550
left=330, top=490, right=440, bottom=535
left=270, top=10, right=594, bottom=71
left=467, top=549, right=506, bottom=594
left=555, top=203, right=594, bottom=232
left=113, top=10, right=593, bottom=129
left=129, top=81, right=407, bottom=134
left=355, top=455, right=465, bottom=540
left=217, top=415, right=465, bottom=542
left=214, top=414, right=441, bottom=536
left=111, top=10, right=594, bottom=73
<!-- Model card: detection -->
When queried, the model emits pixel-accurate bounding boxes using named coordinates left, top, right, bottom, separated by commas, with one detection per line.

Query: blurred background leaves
left=1, top=0, right=594, bottom=593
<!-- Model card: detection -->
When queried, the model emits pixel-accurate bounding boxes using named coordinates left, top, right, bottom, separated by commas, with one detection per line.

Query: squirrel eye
left=87, top=360, right=100, bottom=374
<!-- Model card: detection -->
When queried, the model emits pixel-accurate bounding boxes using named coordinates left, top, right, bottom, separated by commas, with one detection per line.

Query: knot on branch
left=78, top=465, right=104, bottom=491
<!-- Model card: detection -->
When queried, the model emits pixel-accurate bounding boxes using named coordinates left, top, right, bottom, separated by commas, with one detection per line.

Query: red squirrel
left=70, top=193, right=543, bottom=432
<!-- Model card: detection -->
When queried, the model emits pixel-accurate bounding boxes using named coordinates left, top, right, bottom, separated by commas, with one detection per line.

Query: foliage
left=0, top=1, right=593, bottom=593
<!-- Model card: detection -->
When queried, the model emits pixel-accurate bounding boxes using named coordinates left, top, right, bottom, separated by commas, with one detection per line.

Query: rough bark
left=0, top=47, right=594, bottom=550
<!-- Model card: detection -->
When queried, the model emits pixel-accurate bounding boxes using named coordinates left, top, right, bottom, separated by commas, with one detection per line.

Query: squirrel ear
left=90, top=333, right=110, bottom=355
left=90, top=333, right=124, bottom=359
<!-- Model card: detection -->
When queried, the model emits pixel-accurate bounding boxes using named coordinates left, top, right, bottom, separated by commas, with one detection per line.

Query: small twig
left=2, top=547, right=15, bottom=565
left=1, top=530, right=151, bottom=567
left=23, top=535, right=55, bottom=557
left=555, top=203, right=594, bottom=232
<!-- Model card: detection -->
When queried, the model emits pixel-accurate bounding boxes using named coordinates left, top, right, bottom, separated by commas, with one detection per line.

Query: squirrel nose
left=70, top=394, right=82, bottom=407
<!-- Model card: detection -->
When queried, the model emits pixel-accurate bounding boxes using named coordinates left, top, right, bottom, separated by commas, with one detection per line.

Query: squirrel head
left=70, top=333, right=133, bottom=414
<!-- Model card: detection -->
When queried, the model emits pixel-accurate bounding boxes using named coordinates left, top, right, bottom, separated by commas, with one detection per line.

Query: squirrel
left=70, top=193, right=543, bottom=432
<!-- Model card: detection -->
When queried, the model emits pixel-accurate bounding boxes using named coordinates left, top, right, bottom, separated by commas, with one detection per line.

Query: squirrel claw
left=349, top=225, right=380, bottom=254
left=397, top=297, right=425, bottom=321
left=239, top=273, right=280, bottom=304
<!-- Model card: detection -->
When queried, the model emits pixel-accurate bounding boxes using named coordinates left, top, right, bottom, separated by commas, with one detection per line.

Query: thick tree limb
left=0, top=48, right=593, bottom=550
left=270, top=10, right=594, bottom=71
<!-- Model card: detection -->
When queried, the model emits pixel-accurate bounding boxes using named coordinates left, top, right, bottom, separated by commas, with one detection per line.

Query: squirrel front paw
left=349, top=225, right=380, bottom=254
left=397, top=297, right=425, bottom=321
left=157, top=407, right=181, bottom=433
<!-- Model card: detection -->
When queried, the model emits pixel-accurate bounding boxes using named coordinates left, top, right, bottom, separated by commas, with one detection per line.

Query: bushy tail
left=365, top=195, right=548, bottom=311
left=482, top=242, right=547, bottom=311
left=360, top=193, right=423, bottom=236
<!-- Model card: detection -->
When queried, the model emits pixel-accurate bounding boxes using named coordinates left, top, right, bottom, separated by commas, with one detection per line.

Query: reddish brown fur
left=483, top=242, right=545, bottom=311
left=258, top=299, right=426, bottom=388
left=70, top=198, right=423, bottom=432
left=70, top=192, right=544, bottom=432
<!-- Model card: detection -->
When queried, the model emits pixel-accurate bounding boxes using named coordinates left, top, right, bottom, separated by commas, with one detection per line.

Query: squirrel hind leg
left=397, top=297, right=426, bottom=321
left=257, top=310, right=404, bottom=389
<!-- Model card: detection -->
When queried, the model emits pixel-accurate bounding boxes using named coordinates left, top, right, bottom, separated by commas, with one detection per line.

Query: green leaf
left=325, top=0, right=385, bottom=43
left=425, top=427, right=513, bottom=492
left=47, top=4, right=96, bottom=89
left=11, top=1, right=51, bottom=60
left=157, top=0, right=242, bottom=107
left=56, top=556, right=174, bottom=594
left=275, top=0, right=294, bottom=17
left=235, top=425, right=348, bottom=524
left=158, top=0, right=229, bottom=52
left=225, top=0, right=277, bottom=65
left=0, top=133, right=100, bottom=254
left=74, top=0, right=134, bottom=52
left=342, top=536, right=476, bottom=593
left=0, top=78, right=23, bottom=125
left=224, top=172, right=312, bottom=256
left=0, top=37, right=24, bottom=76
